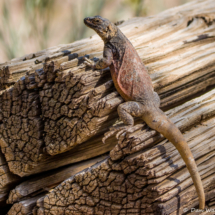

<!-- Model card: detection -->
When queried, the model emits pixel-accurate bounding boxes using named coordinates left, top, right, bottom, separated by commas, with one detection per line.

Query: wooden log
left=0, top=0, right=214, bottom=178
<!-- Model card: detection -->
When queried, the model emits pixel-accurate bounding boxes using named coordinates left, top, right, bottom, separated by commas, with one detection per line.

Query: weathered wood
left=7, top=194, right=45, bottom=215
left=0, top=0, right=215, bottom=214
left=153, top=152, right=215, bottom=200
left=166, top=186, right=215, bottom=215
left=1, top=80, right=215, bottom=178
left=34, top=116, right=215, bottom=215
left=0, top=0, right=215, bottom=178
left=110, top=88, right=215, bottom=161
left=0, top=151, right=21, bottom=208
left=0, top=192, right=8, bottom=207
left=7, top=156, right=107, bottom=204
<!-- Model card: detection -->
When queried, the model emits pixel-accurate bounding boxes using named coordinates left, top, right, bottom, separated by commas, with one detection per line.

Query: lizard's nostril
left=84, top=18, right=89, bottom=23
left=84, top=18, right=88, bottom=23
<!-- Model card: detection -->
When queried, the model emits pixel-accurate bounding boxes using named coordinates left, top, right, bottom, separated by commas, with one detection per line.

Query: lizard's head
left=84, top=16, right=117, bottom=42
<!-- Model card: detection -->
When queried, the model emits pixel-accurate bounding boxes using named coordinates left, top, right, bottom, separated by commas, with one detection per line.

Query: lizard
left=83, top=15, right=205, bottom=209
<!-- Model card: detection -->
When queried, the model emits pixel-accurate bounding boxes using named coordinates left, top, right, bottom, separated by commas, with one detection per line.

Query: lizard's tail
left=143, top=107, right=205, bottom=209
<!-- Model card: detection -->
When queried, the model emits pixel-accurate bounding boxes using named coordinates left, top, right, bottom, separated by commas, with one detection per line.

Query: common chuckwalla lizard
left=83, top=15, right=205, bottom=209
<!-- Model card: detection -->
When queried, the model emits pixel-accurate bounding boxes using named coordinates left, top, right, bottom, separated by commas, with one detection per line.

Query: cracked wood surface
left=8, top=194, right=45, bottom=215
left=34, top=115, right=215, bottom=215
left=0, top=150, right=21, bottom=208
left=6, top=87, right=215, bottom=215
left=1, top=0, right=215, bottom=214
left=7, top=156, right=107, bottom=205
left=6, top=156, right=106, bottom=215
left=110, top=88, right=215, bottom=161
left=0, top=0, right=215, bottom=177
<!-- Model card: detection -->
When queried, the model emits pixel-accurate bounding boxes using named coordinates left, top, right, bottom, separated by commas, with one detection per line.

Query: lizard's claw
left=102, top=125, right=132, bottom=143
left=83, top=57, right=95, bottom=69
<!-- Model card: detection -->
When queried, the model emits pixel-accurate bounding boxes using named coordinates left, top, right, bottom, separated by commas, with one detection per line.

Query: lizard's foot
left=83, top=57, right=95, bottom=69
left=102, top=125, right=133, bottom=143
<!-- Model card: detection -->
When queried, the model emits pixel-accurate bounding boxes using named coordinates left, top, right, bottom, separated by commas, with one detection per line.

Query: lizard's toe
left=103, top=125, right=132, bottom=143
left=83, top=61, right=91, bottom=66
left=83, top=57, right=95, bottom=68
left=116, top=129, right=126, bottom=139
left=84, top=57, right=92, bottom=63
left=102, top=130, right=116, bottom=143
left=116, top=125, right=132, bottom=139
left=84, top=61, right=95, bottom=69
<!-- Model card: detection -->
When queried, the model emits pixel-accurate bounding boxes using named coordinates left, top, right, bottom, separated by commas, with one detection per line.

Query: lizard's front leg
left=84, top=47, right=113, bottom=70
left=103, top=101, right=145, bottom=143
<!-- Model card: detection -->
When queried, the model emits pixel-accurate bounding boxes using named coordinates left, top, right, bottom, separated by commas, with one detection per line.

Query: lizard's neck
left=101, top=28, right=126, bottom=45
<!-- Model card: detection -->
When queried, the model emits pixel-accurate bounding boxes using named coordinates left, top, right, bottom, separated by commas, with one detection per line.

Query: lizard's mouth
left=84, top=18, right=95, bottom=27
left=84, top=18, right=102, bottom=31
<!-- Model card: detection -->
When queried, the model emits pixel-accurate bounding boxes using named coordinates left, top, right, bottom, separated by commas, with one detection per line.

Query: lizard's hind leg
left=102, top=101, right=145, bottom=143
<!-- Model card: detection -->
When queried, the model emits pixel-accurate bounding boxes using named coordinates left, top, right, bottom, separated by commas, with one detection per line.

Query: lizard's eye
left=95, top=19, right=100, bottom=23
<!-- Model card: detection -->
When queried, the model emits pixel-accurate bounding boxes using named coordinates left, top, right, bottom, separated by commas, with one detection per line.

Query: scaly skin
left=84, top=16, right=205, bottom=209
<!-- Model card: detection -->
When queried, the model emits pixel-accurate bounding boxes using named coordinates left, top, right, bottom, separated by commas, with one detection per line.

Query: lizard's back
left=109, top=30, right=155, bottom=104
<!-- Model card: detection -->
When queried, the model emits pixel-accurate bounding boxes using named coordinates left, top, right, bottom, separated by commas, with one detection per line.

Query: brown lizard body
left=84, top=16, right=205, bottom=209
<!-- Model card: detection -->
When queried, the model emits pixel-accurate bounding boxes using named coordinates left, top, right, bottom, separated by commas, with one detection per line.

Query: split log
left=0, top=150, right=21, bottom=208
left=0, top=0, right=215, bottom=214
left=6, top=156, right=106, bottom=215
left=8, top=194, right=45, bottom=215
left=7, top=156, right=107, bottom=204
left=0, top=0, right=215, bottom=178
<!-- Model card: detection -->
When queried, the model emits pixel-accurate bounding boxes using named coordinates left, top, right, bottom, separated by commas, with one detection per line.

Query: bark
left=0, top=0, right=215, bottom=214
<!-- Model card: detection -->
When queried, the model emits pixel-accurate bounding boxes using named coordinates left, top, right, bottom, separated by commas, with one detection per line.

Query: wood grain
left=1, top=0, right=215, bottom=214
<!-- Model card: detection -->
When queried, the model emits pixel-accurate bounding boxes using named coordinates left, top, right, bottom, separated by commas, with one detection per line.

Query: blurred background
left=0, top=0, right=192, bottom=63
